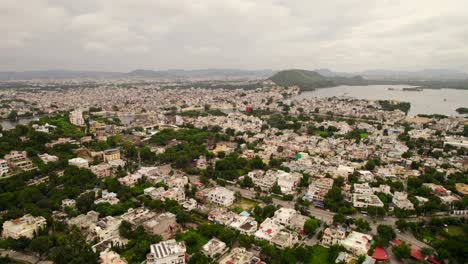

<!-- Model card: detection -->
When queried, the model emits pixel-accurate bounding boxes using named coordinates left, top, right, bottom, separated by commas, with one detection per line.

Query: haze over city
left=2, top=0, right=468, bottom=72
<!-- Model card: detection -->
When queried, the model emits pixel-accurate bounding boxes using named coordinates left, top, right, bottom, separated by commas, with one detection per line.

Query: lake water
left=297, top=85, right=468, bottom=116
left=1, top=117, right=39, bottom=130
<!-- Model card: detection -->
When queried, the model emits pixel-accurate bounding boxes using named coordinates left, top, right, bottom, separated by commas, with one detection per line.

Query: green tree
left=375, top=225, right=396, bottom=247
left=392, top=242, right=411, bottom=259
left=303, top=219, right=320, bottom=236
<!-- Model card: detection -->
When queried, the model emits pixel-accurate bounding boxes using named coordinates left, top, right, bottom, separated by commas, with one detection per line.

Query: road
left=225, top=185, right=437, bottom=249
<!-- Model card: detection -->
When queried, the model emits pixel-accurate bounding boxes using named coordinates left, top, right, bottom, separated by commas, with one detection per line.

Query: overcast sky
left=1, top=0, right=468, bottom=72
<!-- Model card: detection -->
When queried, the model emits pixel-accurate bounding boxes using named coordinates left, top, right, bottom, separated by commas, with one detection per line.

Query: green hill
left=269, top=69, right=335, bottom=90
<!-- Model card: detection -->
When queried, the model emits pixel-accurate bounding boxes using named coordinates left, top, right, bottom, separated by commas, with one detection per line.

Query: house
left=1, top=214, right=47, bottom=239
left=120, top=208, right=178, bottom=239
left=90, top=163, right=113, bottom=178
left=353, top=193, right=384, bottom=208
left=340, top=231, right=373, bottom=256
left=95, top=190, right=120, bottom=205
left=146, top=239, right=186, bottom=264
left=392, top=192, right=414, bottom=210
left=103, top=149, right=121, bottom=162
left=218, top=247, right=264, bottom=264
left=208, top=187, right=235, bottom=206
left=275, top=170, right=301, bottom=194
left=118, top=173, right=143, bottom=187
left=144, top=187, right=185, bottom=202
left=70, top=109, right=85, bottom=126
left=68, top=157, right=89, bottom=168
left=249, top=170, right=276, bottom=191
left=99, top=250, right=127, bottom=264
left=354, top=183, right=374, bottom=195
left=201, top=238, right=228, bottom=259
left=255, top=217, right=299, bottom=248
left=38, top=153, right=59, bottom=164
left=229, top=214, right=258, bottom=235
left=61, top=198, right=76, bottom=209
left=321, top=227, right=347, bottom=247
left=4, top=151, right=35, bottom=171
left=0, top=159, right=9, bottom=178
left=304, top=178, right=334, bottom=206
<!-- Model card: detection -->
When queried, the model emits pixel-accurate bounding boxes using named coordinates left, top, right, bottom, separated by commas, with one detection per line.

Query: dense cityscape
left=0, top=75, right=466, bottom=264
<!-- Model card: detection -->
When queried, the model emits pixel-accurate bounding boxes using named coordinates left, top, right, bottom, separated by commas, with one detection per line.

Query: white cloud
left=0, top=0, right=467, bottom=71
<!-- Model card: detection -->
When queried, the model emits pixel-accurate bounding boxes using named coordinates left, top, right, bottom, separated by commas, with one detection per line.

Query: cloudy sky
left=1, top=0, right=468, bottom=72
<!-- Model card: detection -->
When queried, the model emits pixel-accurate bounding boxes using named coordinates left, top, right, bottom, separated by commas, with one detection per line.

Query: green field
left=230, top=198, right=257, bottom=213
left=307, top=245, right=330, bottom=264
left=445, top=225, right=466, bottom=236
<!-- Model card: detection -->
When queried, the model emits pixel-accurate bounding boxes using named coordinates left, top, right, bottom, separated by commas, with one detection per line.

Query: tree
left=27, top=236, right=50, bottom=256
left=354, top=218, right=371, bottom=232
left=393, top=242, right=411, bottom=259
left=303, top=219, right=320, bottom=236
left=271, top=183, right=282, bottom=194
left=375, top=225, right=396, bottom=247
left=240, top=176, right=254, bottom=188
left=333, top=213, right=346, bottom=224
left=188, top=253, right=211, bottom=264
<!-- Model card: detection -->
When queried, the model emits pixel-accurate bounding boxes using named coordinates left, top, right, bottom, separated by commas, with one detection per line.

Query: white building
left=68, top=157, right=89, bottom=168
left=0, top=159, right=9, bottom=178
left=69, top=109, right=85, bottom=126
left=38, top=153, right=59, bottom=164
left=201, top=238, right=227, bottom=259
left=208, top=187, right=235, bottom=206
left=392, top=192, right=414, bottom=210
left=95, top=190, right=120, bottom=205
left=146, top=239, right=186, bottom=264
left=352, top=193, right=384, bottom=208
left=2, top=214, right=47, bottom=239
left=353, top=183, right=374, bottom=195
left=99, top=250, right=127, bottom=264
left=340, top=231, right=373, bottom=256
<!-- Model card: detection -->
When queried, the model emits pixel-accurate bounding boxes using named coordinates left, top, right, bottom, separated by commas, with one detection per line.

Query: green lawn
left=360, top=133, right=369, bottom=139
left=445, top=226, right=466, bottom=236
left=230, top=198, right=257, bottom=213
left=307, top=245, right=329, bottom=264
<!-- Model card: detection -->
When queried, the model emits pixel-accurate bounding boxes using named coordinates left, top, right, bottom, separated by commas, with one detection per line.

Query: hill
left=269, top=69, right=335, bottom=90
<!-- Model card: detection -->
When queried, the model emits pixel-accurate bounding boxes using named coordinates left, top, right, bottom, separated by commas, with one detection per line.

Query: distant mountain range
left=269, top=69, right=468, bottom=90
left=0, top=69, right=274, bottom=80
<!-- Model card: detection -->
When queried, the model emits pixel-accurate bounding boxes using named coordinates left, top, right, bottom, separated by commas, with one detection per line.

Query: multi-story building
left=68, top=157, right=89, bottom=168
left=392, top=192, right=414, bottom=210
left=321, top=227, right=346, bottom=247
left=0, top=159, right=9, bottom=178
left=4, top=151, right=35, bottom=172
left=2, top=214, right=47, bottom=239
left=340, top=231, right=373, bottom=256
left=146, top=239, right=186, bottom=264
left=352, top=193, right=384, bottom=208
left=208, top=187, right=235, bottom=206
left=201, top=238, right=227, bottom=259
left=103, top=149, right=121, bottom=162
left=69, top=109, right=85, bottom=126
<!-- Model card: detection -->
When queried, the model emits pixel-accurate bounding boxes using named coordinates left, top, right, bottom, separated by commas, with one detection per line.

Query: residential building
left=0, top=159, right=9, bottom=178
left=218, top=247, right=264, bottom=264
left=99, top=250, right=127, bottom=264
left=321, top=227, right=346, bottom=247
left=91, top=163, right=113, bottom=178
left=353, top=193, right=384, bottom=208
left=103, top=149, right=121, bottom=162
left=392, top=192, right=414, bottom=210
left=4, top=151, right=35, bottom=171
left=68, top=157, right=89, bottom=168
left=340, top=231, right=373, bottom=256
left=2, top=214, right=47, bottom=239
left=208, top=187, right=235, bottom=206
left=38, top=153, right=59, bottom=164
left=201, top=238, right=228, bottom=259
left=70, top=109, right=85, bottom=126
left=146, top=239, right=186, bottom=264
left=95, top=190, right=120, bottom=205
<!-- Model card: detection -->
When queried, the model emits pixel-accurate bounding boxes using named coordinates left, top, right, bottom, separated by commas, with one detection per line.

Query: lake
left=1, top=117, right=39, bottom=130
left=297, top=85, right=468, bottom=116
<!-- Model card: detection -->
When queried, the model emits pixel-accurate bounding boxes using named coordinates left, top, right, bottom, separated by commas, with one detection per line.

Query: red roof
left=427, top=257, right=441, bottom=264
left=390, top=239, right=402, bottom=245
left=372, top=247, right=389, bottom=260
left=411, top=248, right=425, bottom=260
left=266, top=229, right=272, bottom=234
